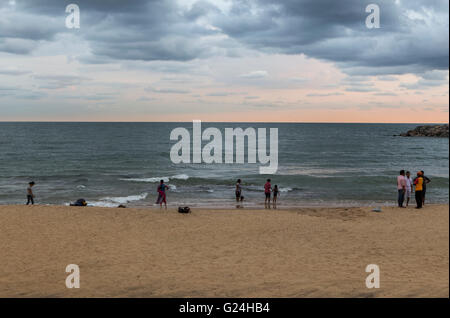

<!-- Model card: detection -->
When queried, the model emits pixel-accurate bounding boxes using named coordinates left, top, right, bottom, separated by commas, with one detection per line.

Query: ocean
left=0, top=122, right=448, bottom=208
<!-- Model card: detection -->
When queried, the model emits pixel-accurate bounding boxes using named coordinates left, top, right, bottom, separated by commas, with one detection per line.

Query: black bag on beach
left=70, top=199, right=87, bottom=206
left=178, top=206, right=191, bottom=214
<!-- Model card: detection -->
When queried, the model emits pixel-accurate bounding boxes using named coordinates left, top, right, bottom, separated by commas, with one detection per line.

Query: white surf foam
left=89, top=192, right=148, bottom=207
left=172, top=174, right=189, bottom=180
left=120, top=174, right=189, bottom=183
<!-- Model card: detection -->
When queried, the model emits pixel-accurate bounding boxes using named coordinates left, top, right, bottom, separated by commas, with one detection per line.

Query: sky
left=0, top=0, right=448, bottom=122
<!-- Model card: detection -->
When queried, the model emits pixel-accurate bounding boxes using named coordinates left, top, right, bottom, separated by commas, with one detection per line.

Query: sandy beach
left=0, top=204, right=448, bottom=298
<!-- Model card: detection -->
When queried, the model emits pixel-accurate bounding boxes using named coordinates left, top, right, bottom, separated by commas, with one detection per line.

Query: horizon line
left=0, top=121, right=448, bottom=124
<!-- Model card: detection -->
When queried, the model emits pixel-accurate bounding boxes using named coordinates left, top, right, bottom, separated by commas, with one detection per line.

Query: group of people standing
left=235, top=178, right=280, bottom=208
left=26, top=173, right=433, bottom=209
left=397, top=170, right=431, bottom=209
left=156, top=178, right=283, bottom=209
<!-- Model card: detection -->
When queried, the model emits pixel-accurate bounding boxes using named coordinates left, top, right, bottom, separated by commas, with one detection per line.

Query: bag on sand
left=178, top=206, right=191, bottom=214
left=70, top=199, right=87, bottom=206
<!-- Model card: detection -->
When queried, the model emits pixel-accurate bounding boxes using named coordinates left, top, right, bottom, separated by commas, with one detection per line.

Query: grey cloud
left=400, top=72, right=449, bottom=90
left=377, top=76, right=397, bottom=81
left=0, top=86, right=47, bottom=99
left=59, top=93, right=117, bottom=101
left=147, top=87, right=190, bottom=94
left=0, top=68, right=32, bottom=76
left=206, top=91, right=246, bottom=96
left=215, top=0, right=449, bottom=75
left=373, top=92, right=397, bottom=96
left=0, top=38, right=38, bottom=54
left=0, top=86, right=19, bottom=95
left=239, top=70, right=268, bottom=79
left=2, top=0, right=223, bottom=61
left=137, top=96, right=157, bottom=102
left=345, top=87, right=378, bottom=93
left=307, top=92, right=344, bottom=97
left=33, top=74, right=90, bottom=89
left=17, top=91, right=48, bottom=99
left=1, top=0, right=448, bottom=77
left=420, top=70, right=448, bottom=81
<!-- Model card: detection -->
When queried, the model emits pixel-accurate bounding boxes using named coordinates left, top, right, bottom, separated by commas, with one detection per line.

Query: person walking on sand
left=397, top=170, right=406, bottom=208
left=405, top=171, right=413, bottom=207
left=156, top=179, right=169, bottom=208
left=264, top=179, right=272, bottom=208
left=26, top=181, right=35, bottom=205
left=273, top=185, right=279, bottom=208
left=414, top=171, right=424, bottom=209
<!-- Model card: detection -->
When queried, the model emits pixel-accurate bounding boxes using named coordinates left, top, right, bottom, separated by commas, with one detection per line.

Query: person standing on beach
left=397, top=170, right=406, bottom=208
left=235, top=179, right=242, bottom=202
left=264, top=179, right=272, bottom=208
left=405, top=171, right=413, bottom=207
left=414, top=171, right=424, bottom=209
left=235, top=179, right=243, bottom=208
left=156, top=180, right=169, bottom=208
left=273, top=185, right=279, bottom=208
left=420, top=170, right=431, bottom=206
left=26, top=181, right=35, bottom=205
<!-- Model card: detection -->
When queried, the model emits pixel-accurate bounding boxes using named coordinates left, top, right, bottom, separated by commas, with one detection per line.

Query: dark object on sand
left=70, top=199, right=87, bottom=206
left=178, top=206, right=191, bottom=214
left=399, top=124, right=448, bottom=138
left=118, top=204, right=126, bottom=208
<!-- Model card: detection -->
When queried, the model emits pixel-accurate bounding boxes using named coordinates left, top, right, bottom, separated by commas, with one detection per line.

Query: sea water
left=0, top=122, right=448, bottom=208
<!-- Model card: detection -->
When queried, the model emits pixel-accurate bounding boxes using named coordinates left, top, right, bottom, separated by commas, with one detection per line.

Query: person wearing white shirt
left=405, top=171, right=413, bottom=207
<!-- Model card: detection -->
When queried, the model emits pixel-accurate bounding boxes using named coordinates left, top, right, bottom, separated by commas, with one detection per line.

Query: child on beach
left=156, top=180, right=169, bottom=208
left=26, top=181, right=35, bottom=205
left=273, top=185, right=279, bottom=207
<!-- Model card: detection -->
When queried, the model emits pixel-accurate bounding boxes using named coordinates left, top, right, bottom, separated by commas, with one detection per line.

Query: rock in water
left=399, top=124, right=449, bottom=138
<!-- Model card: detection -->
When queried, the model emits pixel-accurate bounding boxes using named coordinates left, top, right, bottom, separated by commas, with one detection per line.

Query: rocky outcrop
left=400, top=124, right=449, bottom=138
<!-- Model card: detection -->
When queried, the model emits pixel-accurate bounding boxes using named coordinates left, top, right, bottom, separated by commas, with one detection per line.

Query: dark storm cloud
left=75, top=0, right=222, bottom=61
left=214, top=0, right=449, bottom=75
left=0, top=0, right=448, bottom=76
left=1, top=0, right=222, bottom=60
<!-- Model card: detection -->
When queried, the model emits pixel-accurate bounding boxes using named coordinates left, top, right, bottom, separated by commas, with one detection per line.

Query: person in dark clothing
left=420, top=170, right=431, bottom=206
left=235, top=179, right=242, bottom=202
left=414, top=171, right=431, bottom=206
left=26, top=181, right=35, bottom=205
left=414, top=171, right=424, bottom=209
